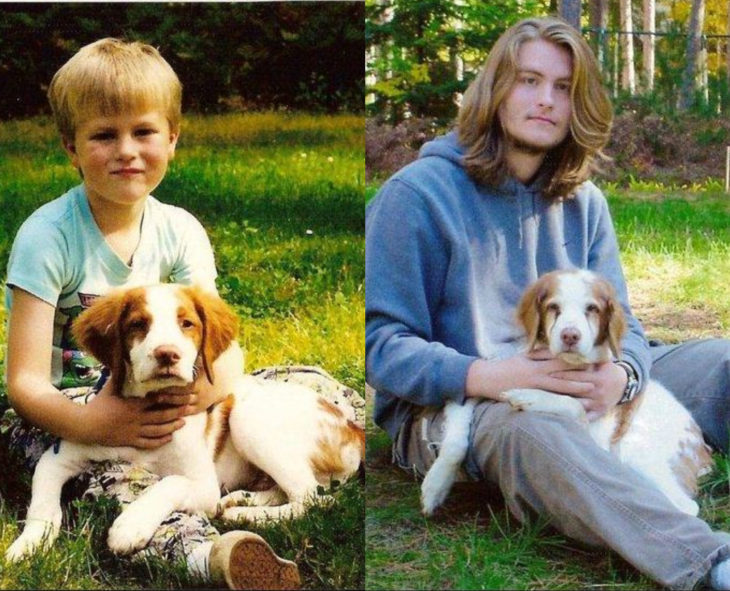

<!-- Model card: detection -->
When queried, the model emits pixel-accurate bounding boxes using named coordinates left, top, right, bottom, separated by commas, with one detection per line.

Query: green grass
left=365, top=181, right=730, bottom=590
left=0, top=111, right=364, bottom=589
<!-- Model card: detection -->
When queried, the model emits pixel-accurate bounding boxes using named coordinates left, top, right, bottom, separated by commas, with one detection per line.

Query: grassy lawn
left=0, top=112, right=364, bottom=589
left=365, top=181, right=730, bottom=590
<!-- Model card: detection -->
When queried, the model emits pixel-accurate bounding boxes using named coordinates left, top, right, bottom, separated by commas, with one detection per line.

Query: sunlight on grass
left=0, top=111, right=364, bottom=590
left=241, top=295, right=365, bottom=389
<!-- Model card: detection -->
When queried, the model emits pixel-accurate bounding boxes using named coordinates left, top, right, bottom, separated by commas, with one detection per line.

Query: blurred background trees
left=0, top=2, right=364, bottom=119
left=366, top=0, right=730, bottom=124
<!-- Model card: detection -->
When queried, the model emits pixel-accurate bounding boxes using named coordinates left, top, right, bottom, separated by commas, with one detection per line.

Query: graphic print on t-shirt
left=58, top=292, right=102, bottom=389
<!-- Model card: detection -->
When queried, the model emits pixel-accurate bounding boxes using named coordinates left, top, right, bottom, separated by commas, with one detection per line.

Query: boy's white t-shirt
left=5, top=184, right=218, bottom=389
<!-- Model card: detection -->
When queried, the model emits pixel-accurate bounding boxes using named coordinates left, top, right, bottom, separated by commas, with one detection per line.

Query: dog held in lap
left=420, top=269, right=712, bottom=518
left=6, top=283, right=364, bottom=562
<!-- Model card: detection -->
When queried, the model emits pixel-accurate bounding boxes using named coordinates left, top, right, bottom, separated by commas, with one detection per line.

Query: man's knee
left=472, top=405, right=591, bottom=479
left=488, top=406, right=582, bottom=446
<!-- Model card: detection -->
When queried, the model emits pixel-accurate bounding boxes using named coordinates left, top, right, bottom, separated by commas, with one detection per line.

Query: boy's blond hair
left=48, top=38, right=182, bottom=140
left=458, top=17, right=612, bottom=200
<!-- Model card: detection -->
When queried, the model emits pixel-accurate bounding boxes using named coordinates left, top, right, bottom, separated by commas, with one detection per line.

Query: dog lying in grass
left=6, top=283, right=364, bottom=562
left=420, top=269, right=712, bottom=518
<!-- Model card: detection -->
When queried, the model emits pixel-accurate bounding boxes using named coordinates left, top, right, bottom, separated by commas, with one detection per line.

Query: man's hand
left=467, top=349, right=594, bottom=401
left=549, top=360, right=627, bottom=420
left=466, top=349, right=627, bottom=421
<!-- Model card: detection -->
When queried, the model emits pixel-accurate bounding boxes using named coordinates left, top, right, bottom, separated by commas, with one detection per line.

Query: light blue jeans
left=650, top=338, right=730, bottom=454
left=395, top=338, right=730, bottom=589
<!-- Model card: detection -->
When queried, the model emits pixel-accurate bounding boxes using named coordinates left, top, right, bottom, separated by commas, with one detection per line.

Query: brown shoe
left=209, top=531, right=301, bottom=590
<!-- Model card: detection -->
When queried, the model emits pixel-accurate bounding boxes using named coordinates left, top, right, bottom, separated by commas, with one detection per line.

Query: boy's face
left=65, top=110, right=178, bottom=208
left=498, top=38, right=573, bottom=155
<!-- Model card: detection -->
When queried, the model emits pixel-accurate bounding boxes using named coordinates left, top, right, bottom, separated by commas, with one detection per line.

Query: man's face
left=498, top=39, right=573, bottom=155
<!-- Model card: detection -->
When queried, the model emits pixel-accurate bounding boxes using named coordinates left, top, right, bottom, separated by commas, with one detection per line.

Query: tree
left=365, top=0, right=547, bottom=123
left=727, top=0, right=730, bottom=88
left=679, top=0, right=706, bottom=110
left=0, top=3, right=364, bottom=119
left=589, top=0, right=609, bottom=69
left=559, top=0, right=581, bottom=29
left=643, top=0, right=655, bottom=91
left=620, top=0, right=636, bottom=94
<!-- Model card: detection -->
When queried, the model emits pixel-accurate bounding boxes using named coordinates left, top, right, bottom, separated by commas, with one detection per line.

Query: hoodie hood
left=418, top=130, right=465, bottom=167
left=418, top=129, right=549, bottom=197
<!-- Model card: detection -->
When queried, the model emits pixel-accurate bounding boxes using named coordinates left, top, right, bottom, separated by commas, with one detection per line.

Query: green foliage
left=365, top=0, right=548, bottom=124
left=0, top=3, right=363, bottom=118
left=0, top=111, right=364, bottom=588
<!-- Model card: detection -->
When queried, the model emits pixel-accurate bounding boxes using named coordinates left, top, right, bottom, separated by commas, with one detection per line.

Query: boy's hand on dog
left=81, top=378, right=189, bottom=449
left=152, top=369, right=221, bottom=415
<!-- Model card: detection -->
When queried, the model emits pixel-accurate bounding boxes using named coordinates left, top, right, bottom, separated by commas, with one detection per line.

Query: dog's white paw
left=217, top=488, right=286, bottom=513
left=504, top=388, right=545, bottom=411
left=221, top=499, right=313, bottom=524
left=504, top=389, right=587, bottom=423
left=5, top=536, right=37, bottom=563
left=5, top=538, right=34, bottom=564
left=5, top=521, right=59, bottom=563
left=420, top=455, right=462, bottom=516
left=107, top=511, right=157, bottom=555
left=421, top=472, right=449, bottom=516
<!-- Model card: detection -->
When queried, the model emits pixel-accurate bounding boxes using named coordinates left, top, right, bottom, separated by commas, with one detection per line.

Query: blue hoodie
left=365, top=131, right=651, bottom=440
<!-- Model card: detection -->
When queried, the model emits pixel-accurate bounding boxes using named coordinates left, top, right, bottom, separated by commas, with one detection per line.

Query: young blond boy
left=2, top=38, right=302, bottom=589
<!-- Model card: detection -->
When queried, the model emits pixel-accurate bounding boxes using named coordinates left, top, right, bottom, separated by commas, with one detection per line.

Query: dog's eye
left=180, top=318, right=196, bottom=330
left=586, top=304, right=600, bottom=314
left=546, top=302, right=560, bottom=314
left=127, top=318, right=147, bottom=331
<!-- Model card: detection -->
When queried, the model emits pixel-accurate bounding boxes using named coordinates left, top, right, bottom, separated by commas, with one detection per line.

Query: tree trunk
left=620, top=0, right=636, bottom=94
left=589, top=0, right=609, bottom=70
left=726, top=0, right=730, bottom=89
left=559, top=0, right=581, bottom=30
left=679, top=0, right=706, bottom=111
left=642, top=0, right=655, bottom=92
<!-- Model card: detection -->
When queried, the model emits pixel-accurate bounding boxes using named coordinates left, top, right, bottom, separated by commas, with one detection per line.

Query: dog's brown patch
left=590, top=278, right=626, bottom=357
left=318, top=397, right=345, bottom=419
left=610, top=394, right=643, bottom=445
left=181, top=286, right=239, bottom=384
left=310, top=398, right=364, bottom=476
left=207, top=393, right=235, bottom=460
left=516, top=272, right=558, bottom=351
left=670, top=423, right=714, bottom=496
left=72, top=287, right=149, bottom=396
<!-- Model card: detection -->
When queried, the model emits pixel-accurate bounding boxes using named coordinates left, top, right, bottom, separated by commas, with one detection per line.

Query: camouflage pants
left=1, top=365, right=364, bottom=566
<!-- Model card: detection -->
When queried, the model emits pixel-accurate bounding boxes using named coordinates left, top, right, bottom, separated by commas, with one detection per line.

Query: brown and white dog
left=6, top=283, right=364, bottom=562
left=420, top=269, right=712, bottom=517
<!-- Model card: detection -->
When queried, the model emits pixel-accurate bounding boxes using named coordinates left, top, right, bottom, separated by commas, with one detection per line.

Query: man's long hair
left=458, top=17, right=612, bottom=200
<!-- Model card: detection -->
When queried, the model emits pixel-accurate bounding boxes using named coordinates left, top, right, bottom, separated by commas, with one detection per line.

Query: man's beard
left=506, top=135, right=551, bottom=156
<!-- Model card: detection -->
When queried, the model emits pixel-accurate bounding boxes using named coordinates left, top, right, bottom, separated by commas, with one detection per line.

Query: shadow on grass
left=365, top=426, right=658, bottom=590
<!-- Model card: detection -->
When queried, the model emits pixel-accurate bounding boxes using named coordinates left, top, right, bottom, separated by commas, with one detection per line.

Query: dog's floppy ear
left=186, top=286, right=239, bottom=384
left=516, top=273, right=553, bottom=351
left=592, top=277, right=626, bottom=358
left=72, top=289, right=131, bottom=395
